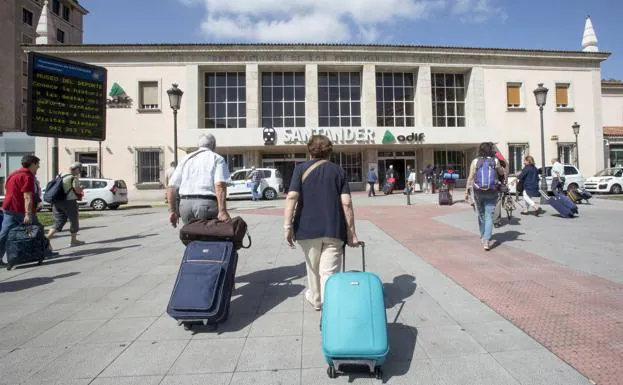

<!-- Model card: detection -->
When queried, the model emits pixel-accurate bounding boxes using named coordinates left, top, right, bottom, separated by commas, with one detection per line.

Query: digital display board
left=27, top=52, right=107, bottom=141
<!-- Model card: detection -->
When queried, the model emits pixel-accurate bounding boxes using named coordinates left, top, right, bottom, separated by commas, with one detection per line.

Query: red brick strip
left=249, top=204, right=623, bottom=385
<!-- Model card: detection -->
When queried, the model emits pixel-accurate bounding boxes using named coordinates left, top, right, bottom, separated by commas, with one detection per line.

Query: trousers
left=297, top=237, right=343, bottom=308
left=178, top=198, right=218, bottom=225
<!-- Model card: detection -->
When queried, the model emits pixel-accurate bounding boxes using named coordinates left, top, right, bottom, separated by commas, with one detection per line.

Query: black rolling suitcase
left=167, top=240, right=238, bottom=330
left=6, top=224, right=47, bottom=270
left=439, top=189, right=453, bottom=205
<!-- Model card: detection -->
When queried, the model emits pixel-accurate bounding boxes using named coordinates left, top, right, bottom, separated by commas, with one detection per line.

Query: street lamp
left=167, top=83, right=184, bottom=165
left=533, top=83, right=549, bottom=194
left=572, top=122, right=580, bottom=169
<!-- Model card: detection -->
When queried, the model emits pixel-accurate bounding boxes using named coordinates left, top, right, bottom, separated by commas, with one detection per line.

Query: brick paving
left=251, top=202, right=623, bottom=385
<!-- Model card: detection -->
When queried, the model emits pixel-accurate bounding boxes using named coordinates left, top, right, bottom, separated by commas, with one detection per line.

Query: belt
left=179, top=194, right=217, bottom=201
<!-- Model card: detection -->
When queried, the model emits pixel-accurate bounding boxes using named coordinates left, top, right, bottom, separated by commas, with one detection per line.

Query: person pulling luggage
left=167, top=134, right=231, bottom=227
left=551, top=158, right=565, bottom=194
left=283, top=134, right=361, bottom=311
left=517, top=155, right=542, bottom=216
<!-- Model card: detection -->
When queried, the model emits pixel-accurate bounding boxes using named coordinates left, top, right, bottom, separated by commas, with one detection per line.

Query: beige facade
left=29, top=44, right=609, bottom=196
left=602, top=81, right=623, bottom=167
left=0, top=0, right=86, bottom=133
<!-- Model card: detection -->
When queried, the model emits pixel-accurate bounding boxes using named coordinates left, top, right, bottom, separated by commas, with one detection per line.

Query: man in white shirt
left=550, top=158, right=565, bottom=194
left=167, top=134, right=231, bottom=227
left=164, top=161, right=176, bottom=203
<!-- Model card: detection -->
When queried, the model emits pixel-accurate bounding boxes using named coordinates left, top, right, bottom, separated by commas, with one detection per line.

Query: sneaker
left=483, top=241, right=491, bottom=251
left=70, top=240, right=86, bottom=247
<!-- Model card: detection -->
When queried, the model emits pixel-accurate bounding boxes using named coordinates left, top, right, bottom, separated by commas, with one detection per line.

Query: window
left=223, top=154, right=244, bottom=172
left=508, top=144, right=528, bottom=174
left=76, top=152, right=98, bottom=164
left=431, top=73, right=466, bottom=127
left=137, top=149, right=161, bottom=184
left=22, top=61, right=28, bottom=76
left=556, top=84, right=570, bottom=109
left=376, top=72, right=415, bottom=127
left=52, top=0, right=60, bottom=14
left=79, top=181, right=92, bottom=189
left=318, top=72, right=361, bottom=127
left=329, top=152, right=363, bottom=182
left=261, top=72, right=305, bottom=128
left=558, top=143, right=575, bottom=165
left=230, top=171, right=247, bottom=181
left=204, top=72, right=246, bottom=128
left=22, top=9, right=33, bottom=25
left=138, top=81, right=159, bottom=110
left=62, top=5, right=70, bottom=21
left=506, top=83, right=522, bottom=108
left=564, top=166, right=578, bottom=175
left=91, top=181, right=108, bottom=189
left=433, top=150, right=466, bottom=178
left=56, top=28, right=65, bottom=43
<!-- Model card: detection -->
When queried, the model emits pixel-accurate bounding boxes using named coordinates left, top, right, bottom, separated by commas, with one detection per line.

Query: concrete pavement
left=0, top=192, right=620, bottom=384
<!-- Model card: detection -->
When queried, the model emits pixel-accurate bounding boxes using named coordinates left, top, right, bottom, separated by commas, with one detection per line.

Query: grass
left=37, top=212, right=102, bottom=227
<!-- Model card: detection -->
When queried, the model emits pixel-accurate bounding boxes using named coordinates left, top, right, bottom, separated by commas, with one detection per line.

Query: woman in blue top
left=517, top=155, right=541, bottom=216
left=282, top=135, right=361, bottom=311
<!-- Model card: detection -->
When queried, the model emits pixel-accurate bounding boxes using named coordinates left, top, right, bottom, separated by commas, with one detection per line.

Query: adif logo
left=263, top=127, right=276, bottom=145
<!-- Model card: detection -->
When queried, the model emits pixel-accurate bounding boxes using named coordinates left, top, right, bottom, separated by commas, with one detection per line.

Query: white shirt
left=168, top=148, right=230, bottom=195
left=165, top=167, right=175, bottom=186
left=552, top=162, right=565, bottom=178
left=407, top=171, right=416, bottom=182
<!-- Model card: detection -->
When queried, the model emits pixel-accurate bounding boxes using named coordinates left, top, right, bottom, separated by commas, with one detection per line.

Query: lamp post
left=533, top=83, right=549, bottom=194
left=166, top=83, right=184, bottom=166
left=572, top=122, right=580, bottom=169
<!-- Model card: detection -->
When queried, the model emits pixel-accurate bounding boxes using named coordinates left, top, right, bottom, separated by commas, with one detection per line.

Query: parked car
left=506, top=164, right=584, bottom=194
left=583, top=167, right=623, bottom=194
left=226, top=168, right=283, bottom=200
left=538, top=164, right=585, bottom=192
left=43, top=178, right=129, bottom=211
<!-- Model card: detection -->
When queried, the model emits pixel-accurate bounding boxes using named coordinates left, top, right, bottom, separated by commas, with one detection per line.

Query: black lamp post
left=572, top=122, right=580, bottom=169
left=533, top=83, right=549, bottom=193
left=167, top=83, right=184, bottom=166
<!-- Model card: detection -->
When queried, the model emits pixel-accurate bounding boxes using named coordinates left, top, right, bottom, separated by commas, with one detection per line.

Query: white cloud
left=452, top=0, right=507, bottom=23
left=182, top=0, right=505, bottom=42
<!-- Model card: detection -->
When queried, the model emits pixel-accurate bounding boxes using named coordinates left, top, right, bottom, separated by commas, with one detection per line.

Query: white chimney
left=582, top=16, right=599, bottom=52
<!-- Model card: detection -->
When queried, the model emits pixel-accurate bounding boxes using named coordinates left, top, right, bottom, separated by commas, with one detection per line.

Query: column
left=246, top=64, right=259, bottom=128
left=305, top=64, right=318, bottom=127
left=415, top=66, right=433, bottom=127
left=465, top=67, right=486, bottom=128
left=185, top=65, right=199, bottom=131
left=361, top=64, right=376, bottom=127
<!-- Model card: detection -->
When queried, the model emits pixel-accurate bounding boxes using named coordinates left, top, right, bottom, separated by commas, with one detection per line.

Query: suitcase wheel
left=183, top=323, right=193, bottom=331
left=374, top=366, right=383, bottom=380
left=6, top=264, right=13, bottom=271
left=327, top=365, right=337, bottom=379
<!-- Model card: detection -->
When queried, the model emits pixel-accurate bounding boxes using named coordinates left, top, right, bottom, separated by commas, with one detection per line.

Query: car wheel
left=610, top=184, right=623, bottom=195
left=108, top=204, right=119, bottom=210
left=91, top=199, right=107, bottom=211
left=567, top=183, right=578, bottom=192
left=263, top=188, right=277, bottom=200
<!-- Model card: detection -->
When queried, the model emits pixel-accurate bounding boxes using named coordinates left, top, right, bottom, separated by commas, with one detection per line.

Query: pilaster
left=305, top=64, right=318, bottom=127
left=246, top=64, right=259, bottom=128
left=362, top=64, right=377, bottom=127
left=415, top=66, right=432, bottom=127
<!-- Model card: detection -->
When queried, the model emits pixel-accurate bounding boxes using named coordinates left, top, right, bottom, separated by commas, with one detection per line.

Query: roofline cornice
left=22, top=43, right=611, bottom=62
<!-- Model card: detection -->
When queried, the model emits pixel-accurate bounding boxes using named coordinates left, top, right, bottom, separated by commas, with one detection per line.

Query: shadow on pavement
left=62, top=244, right=140, bottom=257
left=91, top=234, right=158, bottom=244
left=191, top=263, right=306, bottom=335
left=0, top=272, right=80, bottom=292
left=383, top=274, right=417, bottom=309
left=491, top=230, right=525, bottom=249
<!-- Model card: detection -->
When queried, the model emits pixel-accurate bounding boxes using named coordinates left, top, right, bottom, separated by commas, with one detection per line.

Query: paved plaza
left=0, top=192, right=621, bottom=385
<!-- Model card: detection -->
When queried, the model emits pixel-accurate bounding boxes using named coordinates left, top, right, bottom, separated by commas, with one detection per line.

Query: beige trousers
left=297, top=237, right=343, bottom=308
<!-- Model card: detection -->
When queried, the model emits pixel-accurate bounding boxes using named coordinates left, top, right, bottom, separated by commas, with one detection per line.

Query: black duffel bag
left=179, top=216, right=251, bottom=250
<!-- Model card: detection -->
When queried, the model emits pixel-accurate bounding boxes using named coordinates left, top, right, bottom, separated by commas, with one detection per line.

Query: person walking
left=367, top=167, right=377, bottom=197
left=283, top=135, right=361, bottom=311
left=491, top=143, right=509, bottom=227
left=406, top=166, right=416, bottom=205
left=465, top=142, right=504, bottom=251
left=167, top=134, right=231, bottom=227
left=247, top=166, right=263, bottom=201
left=518, top=155, right=541, bottom=216
left=46, top=162, right=85, bottom=247
left=385, top=165, right=397, bottom=194
left=0, top=155, right=58, bottom=265
left=551, top=158, right=565, bottom=194
left=164, top=161, right=177, bottom=203
left=422, top=164, right=434, bottom=193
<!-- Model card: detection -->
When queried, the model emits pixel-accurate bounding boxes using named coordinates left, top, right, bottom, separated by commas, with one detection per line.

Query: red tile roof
left=604, top=127, right=623, bottom=136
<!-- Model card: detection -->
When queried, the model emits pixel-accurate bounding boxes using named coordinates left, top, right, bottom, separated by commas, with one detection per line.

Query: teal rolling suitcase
left=321, top=242, right=389, bottom=379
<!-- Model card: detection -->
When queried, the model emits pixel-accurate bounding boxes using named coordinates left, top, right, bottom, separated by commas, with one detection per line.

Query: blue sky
left=82, top=0, right=621, bottom=79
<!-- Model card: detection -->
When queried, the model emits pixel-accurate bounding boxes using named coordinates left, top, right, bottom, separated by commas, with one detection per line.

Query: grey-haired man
left=167, top=134, right=231, bottom=227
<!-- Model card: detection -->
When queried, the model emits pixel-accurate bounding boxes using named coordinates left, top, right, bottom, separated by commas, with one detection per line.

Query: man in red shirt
left=0, top=155, right=51, bottom=265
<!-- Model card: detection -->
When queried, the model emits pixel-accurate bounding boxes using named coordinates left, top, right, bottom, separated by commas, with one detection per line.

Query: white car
left=583, top=168, right=623, bottom=194
left=506, top=164, right=584, bottom=193
left=43, top=178, right=129, bottom=211
left=226, top=168, right=283, bottom=200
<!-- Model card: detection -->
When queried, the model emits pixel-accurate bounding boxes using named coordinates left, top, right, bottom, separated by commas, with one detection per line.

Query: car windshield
left=594, top=169, right=623, bottom=177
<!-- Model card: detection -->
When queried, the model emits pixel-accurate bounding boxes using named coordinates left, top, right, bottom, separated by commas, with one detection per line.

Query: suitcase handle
left=342, top=241, right=366, bottom=272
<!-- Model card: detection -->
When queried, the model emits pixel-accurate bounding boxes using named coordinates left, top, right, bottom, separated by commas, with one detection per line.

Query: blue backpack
left=43, top=174, right=71, bottom=203
left=473, top=158, right=497, bottom=191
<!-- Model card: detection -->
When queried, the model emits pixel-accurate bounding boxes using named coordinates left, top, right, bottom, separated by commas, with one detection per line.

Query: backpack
left=473, top=157, right=498, bottom=191
left=43, top=174, right=73, bottom=203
